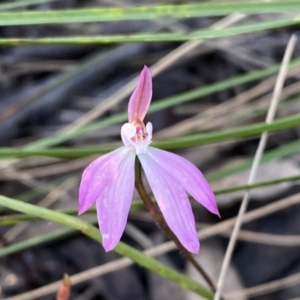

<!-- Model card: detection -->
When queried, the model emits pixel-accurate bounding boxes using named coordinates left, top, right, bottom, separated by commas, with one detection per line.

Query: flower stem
left=134, top=158, right=217, bottom=293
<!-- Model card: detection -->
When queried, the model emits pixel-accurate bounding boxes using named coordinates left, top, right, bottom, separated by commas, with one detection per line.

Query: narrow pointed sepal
left=128, top=66, right=152, bottom=123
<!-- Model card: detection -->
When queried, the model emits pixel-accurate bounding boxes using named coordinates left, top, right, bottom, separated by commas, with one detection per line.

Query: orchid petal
left=97, top=150, right=135, bottom=252
left=146, top=147, right=219, bottom=217
left=128, top=66, right=152, bottom=122
left=78, top=147, right=129, bottom=215
left=138, top=153, right=199, bottom=253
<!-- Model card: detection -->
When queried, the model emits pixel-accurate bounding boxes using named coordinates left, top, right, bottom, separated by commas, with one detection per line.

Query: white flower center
left=121, top=121, right=153, bottom=154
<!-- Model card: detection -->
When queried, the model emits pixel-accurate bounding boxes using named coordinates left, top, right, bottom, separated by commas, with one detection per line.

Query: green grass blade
left=0, top=113, right=299, bottom=158
left=2, top=174, right=300, bottom=226
left=0, top=195, right=213, bottom=299
left=159, top=113, right=300, bottom=150
left=208, top=139, right=300, bottom=182
left=0, top=227, right=76, bottom=257
left=214, top=174, right=300, bottom=194
left=0, top=16, right=299, bottom=45
left=0, top=1, right=300, bottom=25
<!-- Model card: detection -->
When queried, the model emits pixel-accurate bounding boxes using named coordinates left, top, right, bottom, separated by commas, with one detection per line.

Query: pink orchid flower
left=79, top=66, right=219, bottom=253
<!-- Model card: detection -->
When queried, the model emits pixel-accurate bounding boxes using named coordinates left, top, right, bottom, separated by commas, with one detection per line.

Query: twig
left=219, top=229, right=300, bottom=247
left=213, top=34, right=298, bottom=300
left=225, top=271, right=300, bottom=299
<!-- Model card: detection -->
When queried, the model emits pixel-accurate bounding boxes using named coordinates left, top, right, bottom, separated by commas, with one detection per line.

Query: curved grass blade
left=0, top=195, right=213, bottom=299
left=2, top=174, right=300, bottom=227
left=0, top=227, right=76, bottom=257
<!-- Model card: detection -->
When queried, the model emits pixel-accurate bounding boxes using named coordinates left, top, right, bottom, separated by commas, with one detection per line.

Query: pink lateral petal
left=138, top=153, right=200, bottom=253
left=146, top=147, right=220, bottom=217
left=78, top=147, right=129, bottom=215
left=128, top=66, right=152, bottom=122
left=97, top=150, right=135, bottom=252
